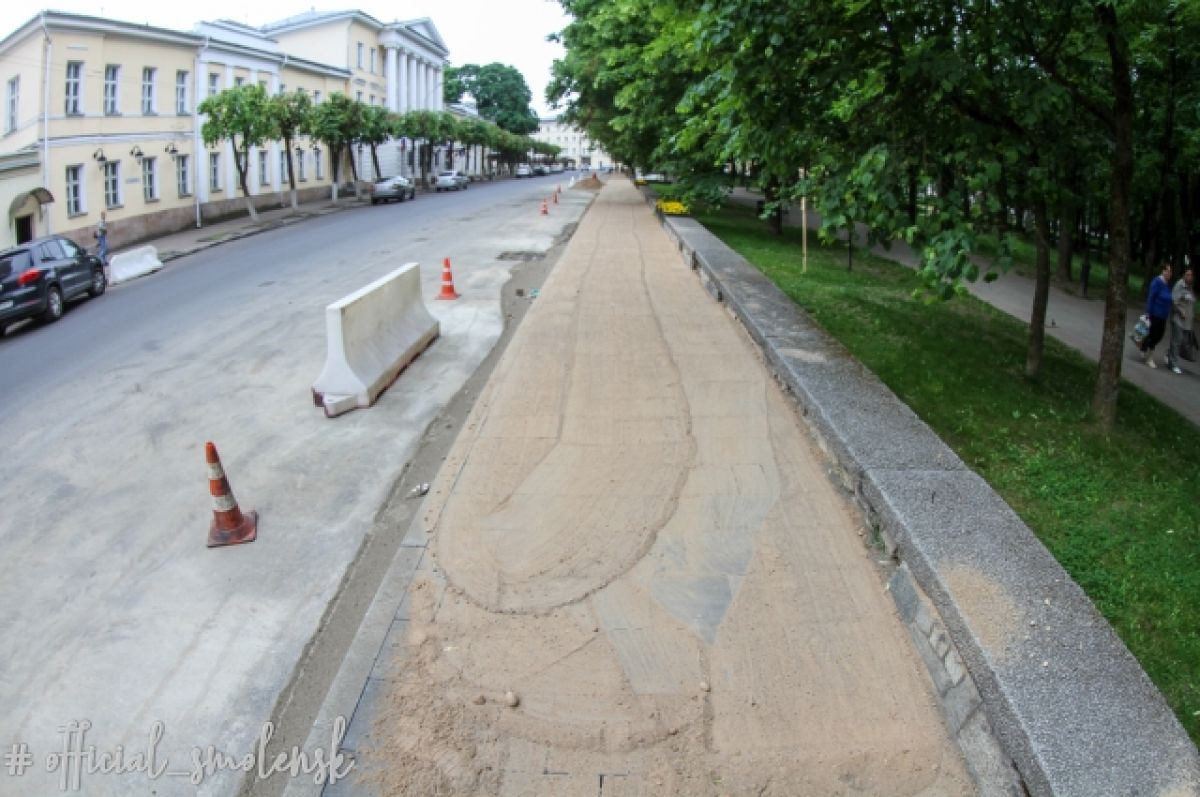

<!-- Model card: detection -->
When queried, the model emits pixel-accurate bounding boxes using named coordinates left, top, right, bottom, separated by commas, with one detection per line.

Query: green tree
left=445, top=63, right=539, bottom=134
left=307, top=93, right=360, bottom=201
left=265, top=90, right=312, bottom=210
left=198, top=84, right=275, bottom=221
left=396, top=110, right=454, bottom=186
left=358, top=104, right=394, bottom=179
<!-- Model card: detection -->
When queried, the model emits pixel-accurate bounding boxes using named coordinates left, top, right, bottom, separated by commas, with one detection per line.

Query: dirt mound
left=571, top=174, right=604, bottom=191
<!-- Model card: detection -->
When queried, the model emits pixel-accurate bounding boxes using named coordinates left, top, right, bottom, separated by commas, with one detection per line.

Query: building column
left=384, top=45, right=399, bottom=111
left=435, top=66, right=444, bottom=111
left=399, top=51, right=409, bottom=112
left=426, top=64, right=435, bottom=111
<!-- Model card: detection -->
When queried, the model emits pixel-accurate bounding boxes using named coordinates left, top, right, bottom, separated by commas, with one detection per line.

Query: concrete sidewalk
left=301, top=178, right=974, bottom=796
left=726, top=189, right=1200, bottom=427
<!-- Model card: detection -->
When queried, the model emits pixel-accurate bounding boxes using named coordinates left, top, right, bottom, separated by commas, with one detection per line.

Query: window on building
left=142, top=157, right=157, bottom=201
left=370, top=49, right=376, bottom=73
left=313, top=90, right=321, bottom=104
left=5, top=76, right=17, bottom=133
left=369, top=94, right=375, bottom=105
left=64, top=61, right=82, bottom=115
left=65, top=164, right=83, bottom=215
left=235, top=76, right=245, bottom=87
left=104, top=65, right=119, bottom=115
left=258, top=150, right=268, bottom=186
left=314, top=147, right=322, bottom=179
left=279, top=149, right=287, bottom=184
left=142, top=68, right=156, bottom=114
left=103, top=161, right=120, bottom=208
left=356, top=91, right=362, bottom=102
left=357, top=42, right=364, bottom=68
left=176, top=70, right=189, bottom=114
left=258, top=80, right=267, bottom=91
left=177, top=154, right=190, bottom=196
left=208, top=73, right=220, bottom=98
left=209, top=152, right=221, bottom=191
left=297, top=151, right=306, bottom=181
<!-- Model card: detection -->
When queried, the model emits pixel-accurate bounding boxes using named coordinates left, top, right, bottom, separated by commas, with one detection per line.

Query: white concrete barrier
left=311, top=262, right=439, bottom=418
left=108, top=245, right=163, bottom=285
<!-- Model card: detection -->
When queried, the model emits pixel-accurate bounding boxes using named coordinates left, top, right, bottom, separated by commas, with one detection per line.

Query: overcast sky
left=0, top=2, right=571, bottom=116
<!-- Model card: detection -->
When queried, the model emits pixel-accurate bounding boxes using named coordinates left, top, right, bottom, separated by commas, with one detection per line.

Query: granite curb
left=645, top=192, right=1200, bottom=797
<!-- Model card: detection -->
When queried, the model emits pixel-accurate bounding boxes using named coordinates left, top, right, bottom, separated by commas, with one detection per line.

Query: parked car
left=0, top=235, right=106, bottom=332
left=434, top=171, right=469, bottom=191
left=550, top=164, right=564, bottom=174
left=371, top=175, right=415, bottom=204
left=533, top=164, right=549, bottom=176
left=515, top=164, right=533, bottom=178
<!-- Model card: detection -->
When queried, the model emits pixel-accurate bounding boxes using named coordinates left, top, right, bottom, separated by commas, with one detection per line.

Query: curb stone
left=643, top=188, right=1200, bottom=797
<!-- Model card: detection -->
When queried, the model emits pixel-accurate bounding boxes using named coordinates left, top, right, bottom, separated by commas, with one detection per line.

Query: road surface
left=0, top=175, right=590, bottom=795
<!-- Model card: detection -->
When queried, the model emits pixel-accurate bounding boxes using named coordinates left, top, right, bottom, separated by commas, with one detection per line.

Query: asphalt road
left=0, top=173, right=591, bottom=797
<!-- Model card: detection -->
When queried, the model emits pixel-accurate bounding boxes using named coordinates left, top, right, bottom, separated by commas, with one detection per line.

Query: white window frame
left=65, top=164, right=84, bottom=215
left=176, top=70, right=189, bottom=114
left=104, top=65, right=119, bottom=115
left=258, top=150, right=268, bottom=187
left=65, top=61, right=82, bottom=115
left=357, top=42, right=364, bottom=68
left=208, top=73, right=220, bottom=98
left=103, top=160, right=121, bottom=208
left=209, top=152, right=221, bottom=191
left=142, top=67, right=156, bottom=114
left=279, top=150, right=287, bottom=185
left=177, top=154, right=191, bottom=196
left=297, top=150, right=306, bottom=181
left=314, top=147, right=323, bottom=180
left=5, top=76, right=17, bottom=133
left=313, top=90, right=321, bottom=104
left=142, top=156, right=157, bottom=201
left=370, top=49, right=376, bottom=74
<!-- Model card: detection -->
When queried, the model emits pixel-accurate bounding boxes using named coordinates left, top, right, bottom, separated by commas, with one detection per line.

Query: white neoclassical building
left=262, top=10, right=450, bottom=178
left=534, top=117, right=615, bottom=171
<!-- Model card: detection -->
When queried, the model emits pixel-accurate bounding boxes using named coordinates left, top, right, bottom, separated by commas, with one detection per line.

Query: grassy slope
left=692, top=201, right=1200, bottom=745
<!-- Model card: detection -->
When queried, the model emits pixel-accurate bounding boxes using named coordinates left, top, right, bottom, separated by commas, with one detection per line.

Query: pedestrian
left=1140, top=263, right=1174, bottom=368
left=1166, top=266, right=1195, bottom=375
left=95, top=211, right=109, bottom=265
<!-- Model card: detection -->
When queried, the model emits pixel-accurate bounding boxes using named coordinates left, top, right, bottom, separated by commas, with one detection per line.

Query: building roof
left=262, top=8, right=449, bottom=57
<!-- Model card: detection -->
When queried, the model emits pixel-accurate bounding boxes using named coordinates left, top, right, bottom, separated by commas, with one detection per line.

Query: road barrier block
left=109, top=245, right=163, bottom=285
left=311, top=262, right=439, bottom=418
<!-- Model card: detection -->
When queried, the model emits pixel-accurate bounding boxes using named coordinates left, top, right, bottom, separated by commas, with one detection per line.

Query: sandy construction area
left=360, top=179, right=974, bottom=796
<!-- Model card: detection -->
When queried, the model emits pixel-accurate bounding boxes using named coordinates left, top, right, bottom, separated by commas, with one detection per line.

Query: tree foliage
left=198, top=84, right=275, bottom=220
left=445, top=63, right=540, bottom=134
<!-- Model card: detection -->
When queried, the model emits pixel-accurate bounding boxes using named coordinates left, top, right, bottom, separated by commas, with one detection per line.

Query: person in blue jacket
left=1140, top=263, right=1174, bottom=368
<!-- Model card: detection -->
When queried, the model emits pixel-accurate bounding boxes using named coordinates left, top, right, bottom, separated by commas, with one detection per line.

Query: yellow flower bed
left=656, top=199, right=690, bottom=216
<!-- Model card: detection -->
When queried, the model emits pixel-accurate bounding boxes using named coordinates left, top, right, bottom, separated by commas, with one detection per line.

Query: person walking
left=95, top=211, right=109, bottom=265
left=1166, top=266, right=1195, bottom=375
left=1140, top=263, right=1174, bottom=368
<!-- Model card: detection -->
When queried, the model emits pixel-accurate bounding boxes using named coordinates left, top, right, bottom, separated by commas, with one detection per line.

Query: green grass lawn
left=686, top=200, right=1200, bottom=745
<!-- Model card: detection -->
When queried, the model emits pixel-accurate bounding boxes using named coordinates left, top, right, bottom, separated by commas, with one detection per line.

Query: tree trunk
left=1091, top=5, right=1134, bottom=431
left=370, top=144, right=381, bottom=180
left=996, top=168, right=1010, bottom=236
left=907, top=163, right=918, bottom=225
left=283, top=135, right=299, bottom=211
left=1026, top=198, right=1051, bottom=380
left=1056, top=195, right=1077, bottom=282
left=348, top=147, right=362, bottom=200
left=235, top=143, right=258, bottom=222
left=765, top=175, right=783, bottom=237
left=330, top=144, right=342, bottom=202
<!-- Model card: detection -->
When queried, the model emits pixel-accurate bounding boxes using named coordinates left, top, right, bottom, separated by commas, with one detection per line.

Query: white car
left=435, top=171, right=469, bottom=191
left=515, top=165, right=532, bottom=178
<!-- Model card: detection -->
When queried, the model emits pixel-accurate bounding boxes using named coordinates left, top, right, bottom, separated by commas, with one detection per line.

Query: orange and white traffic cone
left=541, top=199, right=549, bottom=215
left=436, top=257, right=460, bottom=300
left=206, top=442, right=258, bottom=548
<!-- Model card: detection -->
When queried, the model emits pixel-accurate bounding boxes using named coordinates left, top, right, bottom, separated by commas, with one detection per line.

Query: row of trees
left=198, top=86, right=560, bottom=218
left=548, top=0, right=1200, bottom=430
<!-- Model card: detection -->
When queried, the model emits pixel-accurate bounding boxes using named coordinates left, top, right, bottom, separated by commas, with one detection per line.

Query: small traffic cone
left=206, top=442, right=257, bottom=548
left=541, top=199, right=549, bottom=215
left=436, top=257, right=460, bottom=300
left=553, top=191, right=559, bottom=204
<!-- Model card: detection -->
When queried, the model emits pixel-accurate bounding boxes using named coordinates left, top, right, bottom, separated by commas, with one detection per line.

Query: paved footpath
left=323, top=179, right=974, bottom=795
left=727, top=189, right=1200, bottom=427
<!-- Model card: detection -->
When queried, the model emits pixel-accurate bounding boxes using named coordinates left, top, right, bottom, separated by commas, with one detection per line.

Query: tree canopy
left=445, top=63, right=540, bottom=135
left=548, top=0, right=1200, bottom=430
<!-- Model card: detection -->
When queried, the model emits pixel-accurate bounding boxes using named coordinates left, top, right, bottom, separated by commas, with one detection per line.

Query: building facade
left=533, top=118, right=614, bottom=171
left=0, top=10, right=450, bottom=250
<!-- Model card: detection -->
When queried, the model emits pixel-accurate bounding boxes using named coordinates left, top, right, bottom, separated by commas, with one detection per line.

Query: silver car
left=371, top=175, right=415, bottom=204
left=434, top=171, right=469, bottom=191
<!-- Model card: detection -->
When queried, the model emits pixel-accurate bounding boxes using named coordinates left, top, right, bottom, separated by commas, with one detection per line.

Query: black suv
left=0, top=235, right=106, bottom=332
